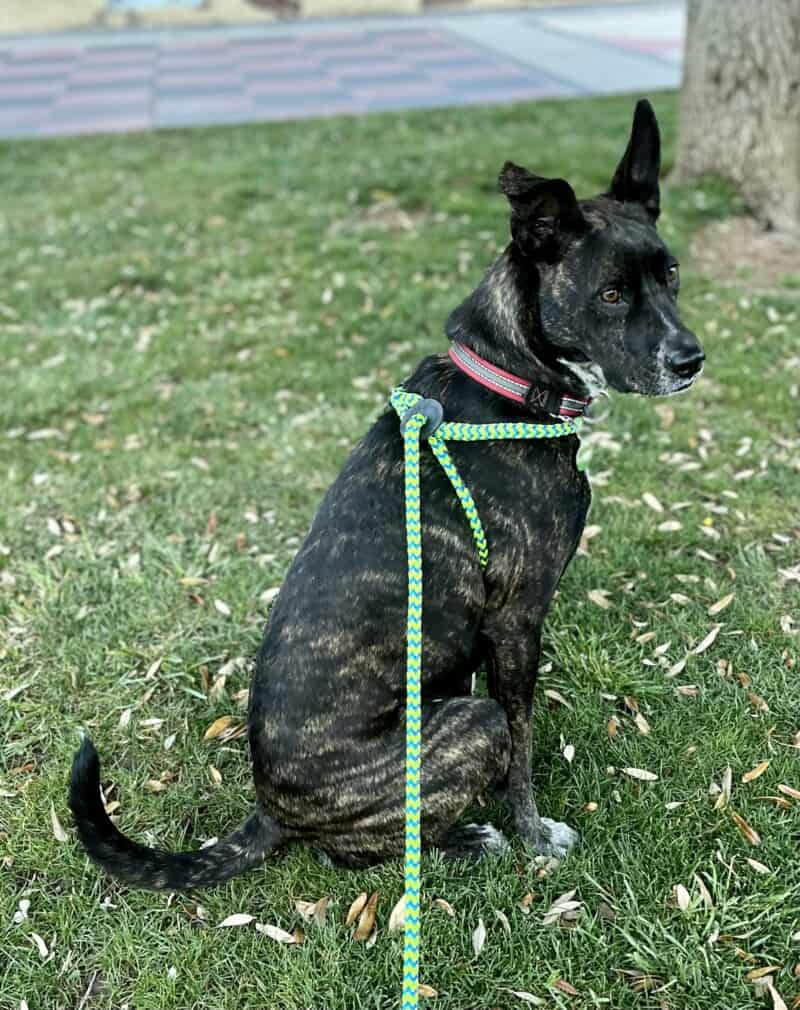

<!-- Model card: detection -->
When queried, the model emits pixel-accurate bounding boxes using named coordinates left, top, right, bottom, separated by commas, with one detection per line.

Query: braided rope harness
left=389, top=387, right=581, bottom=1009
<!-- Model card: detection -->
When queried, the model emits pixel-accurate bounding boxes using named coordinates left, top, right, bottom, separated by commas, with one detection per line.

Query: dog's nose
left=666, top=339, right=705, bottom=377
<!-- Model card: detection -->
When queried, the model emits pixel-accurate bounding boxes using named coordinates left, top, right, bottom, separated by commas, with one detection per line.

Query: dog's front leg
left=485, top=630, right=579, bottom=858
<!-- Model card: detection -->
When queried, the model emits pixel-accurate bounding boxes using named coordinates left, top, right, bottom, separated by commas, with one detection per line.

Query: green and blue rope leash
left=390, top=387, right=581, bottom=1008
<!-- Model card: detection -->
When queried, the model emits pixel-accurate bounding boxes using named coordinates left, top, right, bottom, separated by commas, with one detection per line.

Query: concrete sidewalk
left=0, top=1, right=685, bottom=139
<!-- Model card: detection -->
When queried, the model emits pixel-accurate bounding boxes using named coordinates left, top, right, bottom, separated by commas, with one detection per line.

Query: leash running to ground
left=390, top=387, right=580, bottom=1009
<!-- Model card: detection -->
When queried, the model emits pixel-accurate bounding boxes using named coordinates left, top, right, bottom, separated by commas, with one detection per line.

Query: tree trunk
left=674, top=0, right=800, bottom=233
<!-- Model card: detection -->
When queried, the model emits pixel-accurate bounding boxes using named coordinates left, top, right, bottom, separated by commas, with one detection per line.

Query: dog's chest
left=450, top=436, right=590, bottom=602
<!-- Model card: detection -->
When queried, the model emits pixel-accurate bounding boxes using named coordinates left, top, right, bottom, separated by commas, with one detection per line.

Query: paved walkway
left=0, top=2, right=685, bottom=139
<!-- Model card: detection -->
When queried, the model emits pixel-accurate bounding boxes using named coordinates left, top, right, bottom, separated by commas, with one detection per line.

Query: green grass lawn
left=1, top=94, right=799, bottom=1010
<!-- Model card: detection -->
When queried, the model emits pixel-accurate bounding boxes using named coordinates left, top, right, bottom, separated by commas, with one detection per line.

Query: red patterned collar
left=448, top=342, right=592, bottom=419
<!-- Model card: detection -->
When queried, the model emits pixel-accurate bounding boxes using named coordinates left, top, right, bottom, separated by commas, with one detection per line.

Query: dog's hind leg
left=318, top=696, right=511, bottom=867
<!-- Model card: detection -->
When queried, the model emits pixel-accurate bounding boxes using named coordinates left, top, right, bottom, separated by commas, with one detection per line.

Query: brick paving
left=0, top=2, right=685, bottom=138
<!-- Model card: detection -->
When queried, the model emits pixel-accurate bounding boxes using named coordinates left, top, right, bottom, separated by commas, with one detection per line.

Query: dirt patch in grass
left=690, top=215, right=800, bottom=294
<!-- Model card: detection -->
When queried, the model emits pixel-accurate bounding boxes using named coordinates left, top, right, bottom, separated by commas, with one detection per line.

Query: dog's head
left=498, top=99, right=703, bottom=398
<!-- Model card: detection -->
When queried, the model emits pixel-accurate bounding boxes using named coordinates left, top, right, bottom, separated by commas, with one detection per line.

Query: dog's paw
left=537, top=818, right=579, bottom=858
left=438, top=822, right=510, bottom=861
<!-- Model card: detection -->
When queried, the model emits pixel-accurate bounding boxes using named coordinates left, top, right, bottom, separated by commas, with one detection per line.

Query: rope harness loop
left=389, top=386, right=581, bottom=1008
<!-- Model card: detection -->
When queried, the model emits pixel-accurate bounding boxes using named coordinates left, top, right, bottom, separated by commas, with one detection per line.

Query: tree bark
left=674, top=0, right=800, bottom=233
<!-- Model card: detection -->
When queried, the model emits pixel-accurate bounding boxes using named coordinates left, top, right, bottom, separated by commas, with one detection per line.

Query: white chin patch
left=557, top=358, right=609, bottom=399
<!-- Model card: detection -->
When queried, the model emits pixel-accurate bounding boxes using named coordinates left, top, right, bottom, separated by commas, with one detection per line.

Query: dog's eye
left=668, top=263, right=680, bottom=283
left=600, top=288, right=622, bottom=304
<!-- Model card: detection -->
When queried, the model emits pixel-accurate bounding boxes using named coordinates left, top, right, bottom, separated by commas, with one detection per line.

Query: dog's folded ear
left=498, top=163, right=585, bottom=259
left=607, top=98, right=661, bottom=221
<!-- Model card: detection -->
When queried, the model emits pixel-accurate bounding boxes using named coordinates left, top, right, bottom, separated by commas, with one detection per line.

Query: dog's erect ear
left=499, top=162, right=585, bottom=259
left=607, top=98, right=661, bottom=221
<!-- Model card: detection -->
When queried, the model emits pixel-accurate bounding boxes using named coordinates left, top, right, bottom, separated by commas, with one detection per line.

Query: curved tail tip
left=69, top=736, right=101, bottom=816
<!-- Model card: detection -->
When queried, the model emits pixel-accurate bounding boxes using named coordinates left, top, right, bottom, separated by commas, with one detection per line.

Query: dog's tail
left=69, top=738, right=283, bottom=891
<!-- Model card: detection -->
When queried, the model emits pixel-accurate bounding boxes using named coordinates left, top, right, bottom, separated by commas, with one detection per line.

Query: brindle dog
left=70, top=99, right=704, bottom=889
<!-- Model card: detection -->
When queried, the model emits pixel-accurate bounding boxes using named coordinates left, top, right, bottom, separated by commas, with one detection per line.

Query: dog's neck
left=445, top=246, right=606, bottom=402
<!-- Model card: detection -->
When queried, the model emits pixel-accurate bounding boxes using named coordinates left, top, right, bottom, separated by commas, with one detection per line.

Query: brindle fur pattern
left=69, top=98, right=704, bottom=887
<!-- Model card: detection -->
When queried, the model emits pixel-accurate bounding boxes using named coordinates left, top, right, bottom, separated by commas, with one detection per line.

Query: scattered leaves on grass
left=634, top=712, right=651, bottom=735
left=295, top=896, right=330, bottom=926
left=742, top=761, right=770, bottom=784
left=642, top=492, right=664, bottom=512
left=777, top=783, right=800, bottom=801
left=693, top=624, right=722, bottom=654
left=622, top=767, right=658, bottom=782
left=588, top=589, right=611, bottom=609
left=673, top=884, right=690, bottom=912
left=353, top=891, right=378, bottom=941
left=213, top=599, right=231, bottom=617
left=217, top=913, right=254, bottom=928
left=30, top=933, right=49, bottom=959
left=432, top=897, right=454, bottom=917
left=746, top=858, right=771, bottom=875
left=502, top=990, right=546, bottom=1006
left=731, top=811, right=762, bottom=846
left=518, top=893, right=535, bottom=915
left=388, top=894, right=405, bottom=932
left=255, top=922, right=301, bottom=945
left=543, top=689, right=573, bottom=711
left=615, top=969, right=664, bottom=992
left=345, top=892, right=367, bottom=927
left=203, top=715, right=234, bottom=740
left=472, top=917, right=486, bottom=957
left=50, top=803, right=68, bottom=842
left=418, top=984, right=438, bottom=998
left=494, top=909, right=511, bottom=936
left=708, top=592, right=735, bottom=615
left=553, top=979, right=579, bottom=996
left=746, top=967, right=784, bottom=981
left=714, top=766, right=733, bottom=810
left=748, top=692, right=770, bottom=713
left=542, top=889, right=582, bottom=926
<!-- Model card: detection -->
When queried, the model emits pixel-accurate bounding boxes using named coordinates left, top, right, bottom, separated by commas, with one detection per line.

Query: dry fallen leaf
left=777, top=783, right=800, bottom=801
left=418, top=984, right=438, bottom=998
left=295, top=896, right=330, bottom=926
left=495, top=909, right=511, bottom=936
left=693, top=624, right=722, bottom=655
left=731, top=811, right=761, bottom=846
left=214, top=599, right=231, bottom=617
left=622, top=767, right=658, bottom=782
left=742, top=761, right=770, bottom=784
left=747, top=966, right=784, bottom=981
left=634, top=712, right=651, bottom=736
left=748, top=692, right=770, bottom=713
left=502, top=990, right=546, bottom=1006
left=554, top=979, right=579, bottom=996
left=714, top=766, right=733, bottom=811
left=674, top=884, right=690, bottom=912
left=588, top=589, right=611, bottom=609
left=708, top=592, right=735, bottom=615
left=389, top=894, right=405, bottom=932
left=542, top=889, right=582, bottom=926
left=642, top=492, right=664, bottom=512
left=432, top=897, right=455, bottom=917
left=353, top=891, right=379, bottom=941
left=345, top=892, right=368, bottom=927
left=255, top=922, right=300, bottom=944
left=50, top=803, right=68, bottom=843
left=203, top=715, right=235, bottom=741
left=562, top=743, right=575, bottom=764
left=217, top=913, right=254, bottom=928
left=472, top=917, right=486, bottom=957
left=746, top=858, right=771, bottom=875
left=543, top=688, right=573, bottom=711
left=518, top=892, right=535, bottom=915
left=30, top=932, right=49, bottom=959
